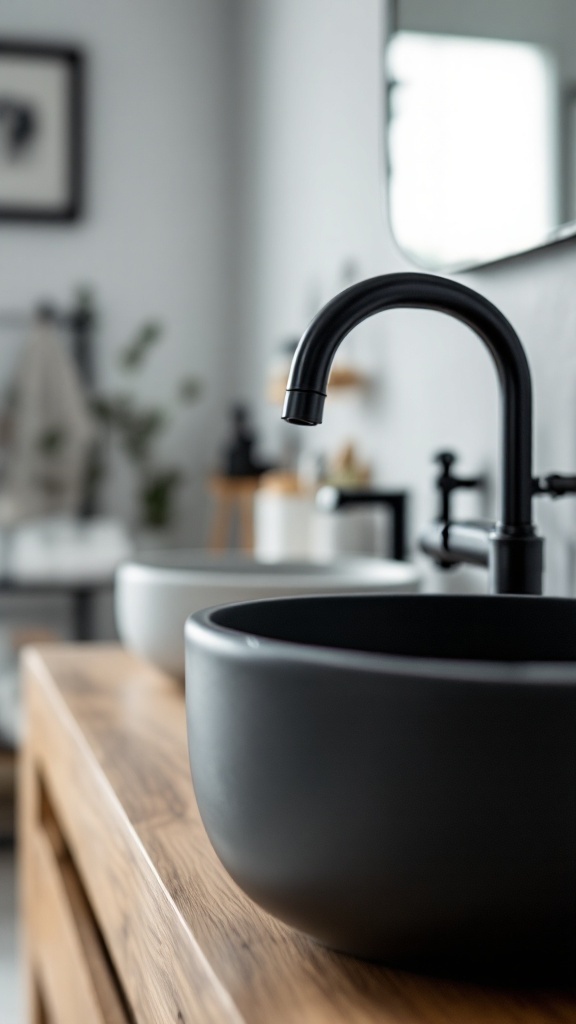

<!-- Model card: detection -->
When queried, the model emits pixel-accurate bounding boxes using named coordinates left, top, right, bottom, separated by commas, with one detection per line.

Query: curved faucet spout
left=282, top=272, right=533, bottom=532
left=282, top=272, right=543, bottom=594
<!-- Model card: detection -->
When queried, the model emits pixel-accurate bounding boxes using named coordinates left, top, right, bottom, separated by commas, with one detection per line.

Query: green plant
left=93, top=322, right=202, bottom=529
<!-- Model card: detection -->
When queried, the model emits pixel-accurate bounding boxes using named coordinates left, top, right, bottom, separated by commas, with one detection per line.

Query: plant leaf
left=120, top=322, right=163, bottom=370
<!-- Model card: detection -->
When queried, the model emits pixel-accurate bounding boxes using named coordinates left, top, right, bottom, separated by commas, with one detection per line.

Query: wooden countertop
left=21, top=645, right=576, bottom=1023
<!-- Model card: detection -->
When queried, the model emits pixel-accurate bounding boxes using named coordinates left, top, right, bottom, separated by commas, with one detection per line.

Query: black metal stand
left=0, top=579, right=112, bottom=641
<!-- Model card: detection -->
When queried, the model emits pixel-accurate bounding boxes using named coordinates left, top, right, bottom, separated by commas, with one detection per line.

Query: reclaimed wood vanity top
left=21, top=645, right=576, bottom=1024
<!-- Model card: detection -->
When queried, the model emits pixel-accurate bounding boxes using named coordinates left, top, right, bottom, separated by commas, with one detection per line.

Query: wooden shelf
left=19, top=645, right=576, bottom=1023
left=267, top=366, right=368, bottom=405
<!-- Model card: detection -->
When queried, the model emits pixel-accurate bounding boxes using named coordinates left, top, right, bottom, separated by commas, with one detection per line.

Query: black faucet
left=422, top=451, right=486, bottom=571
left=317, top=485, right=408, bottom=561
left=282, top=272, right=544, bottom=596
left=433, top=451, right=484, bottom=525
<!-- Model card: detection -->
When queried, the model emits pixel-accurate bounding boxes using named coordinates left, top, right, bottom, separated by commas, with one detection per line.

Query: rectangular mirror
left=385, top=0, right=576, bottom=270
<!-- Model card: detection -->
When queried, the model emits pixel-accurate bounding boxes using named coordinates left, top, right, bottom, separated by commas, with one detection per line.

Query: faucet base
left=489, top=529, right=544, bottom=595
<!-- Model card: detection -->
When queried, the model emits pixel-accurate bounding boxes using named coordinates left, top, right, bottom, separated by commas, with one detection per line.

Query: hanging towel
left=2, top=312, right=96, bottom=523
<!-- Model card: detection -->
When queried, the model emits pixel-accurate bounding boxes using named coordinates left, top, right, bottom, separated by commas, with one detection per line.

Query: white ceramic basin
left=115, top=551, right=420, bottom=677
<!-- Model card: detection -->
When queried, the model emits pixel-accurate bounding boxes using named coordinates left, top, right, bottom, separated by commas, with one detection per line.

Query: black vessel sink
left=185, top=594, right=576, bottom=984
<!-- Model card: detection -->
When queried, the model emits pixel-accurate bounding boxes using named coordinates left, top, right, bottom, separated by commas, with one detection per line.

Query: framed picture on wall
left=0, top=41, right=83, bottom=221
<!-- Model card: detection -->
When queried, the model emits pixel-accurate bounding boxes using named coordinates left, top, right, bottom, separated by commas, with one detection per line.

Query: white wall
left=232, top=0, right=576, bottom=595
left=4, top=0, right=576, bottom=596
left=0, top=0, right=236, bottom=543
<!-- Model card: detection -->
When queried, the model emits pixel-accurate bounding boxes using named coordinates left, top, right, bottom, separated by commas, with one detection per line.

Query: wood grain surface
left=20, top=645, right=576, bottom=1024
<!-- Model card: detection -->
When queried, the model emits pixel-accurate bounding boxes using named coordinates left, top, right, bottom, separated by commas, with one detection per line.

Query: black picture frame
left=0, top=40, right=83, bottom=222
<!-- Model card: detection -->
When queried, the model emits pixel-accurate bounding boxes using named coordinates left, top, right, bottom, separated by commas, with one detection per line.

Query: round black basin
left=185, top=594, right=576, bottom=984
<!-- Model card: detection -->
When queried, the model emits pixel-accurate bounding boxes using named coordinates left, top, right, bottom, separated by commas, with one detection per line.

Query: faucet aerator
left=282, top=389, right=325, bottom=426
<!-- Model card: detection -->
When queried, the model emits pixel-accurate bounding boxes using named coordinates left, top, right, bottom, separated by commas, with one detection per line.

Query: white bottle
left=253, top=474, right=315, bottom=561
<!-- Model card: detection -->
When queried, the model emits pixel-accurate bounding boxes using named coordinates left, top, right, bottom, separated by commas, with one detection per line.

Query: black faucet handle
left=533, top=473, right=576, bottom=498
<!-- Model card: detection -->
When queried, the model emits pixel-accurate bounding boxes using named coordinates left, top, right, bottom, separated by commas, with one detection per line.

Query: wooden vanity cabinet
left=19, top=645, right=576, bottom=1024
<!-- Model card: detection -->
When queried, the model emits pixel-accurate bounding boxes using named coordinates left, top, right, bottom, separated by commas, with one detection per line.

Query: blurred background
left=4, top=1, right=576, bottom=1018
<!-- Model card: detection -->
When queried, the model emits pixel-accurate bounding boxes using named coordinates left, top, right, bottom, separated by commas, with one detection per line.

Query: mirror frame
left=383, top=0, right=576, bottom=271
